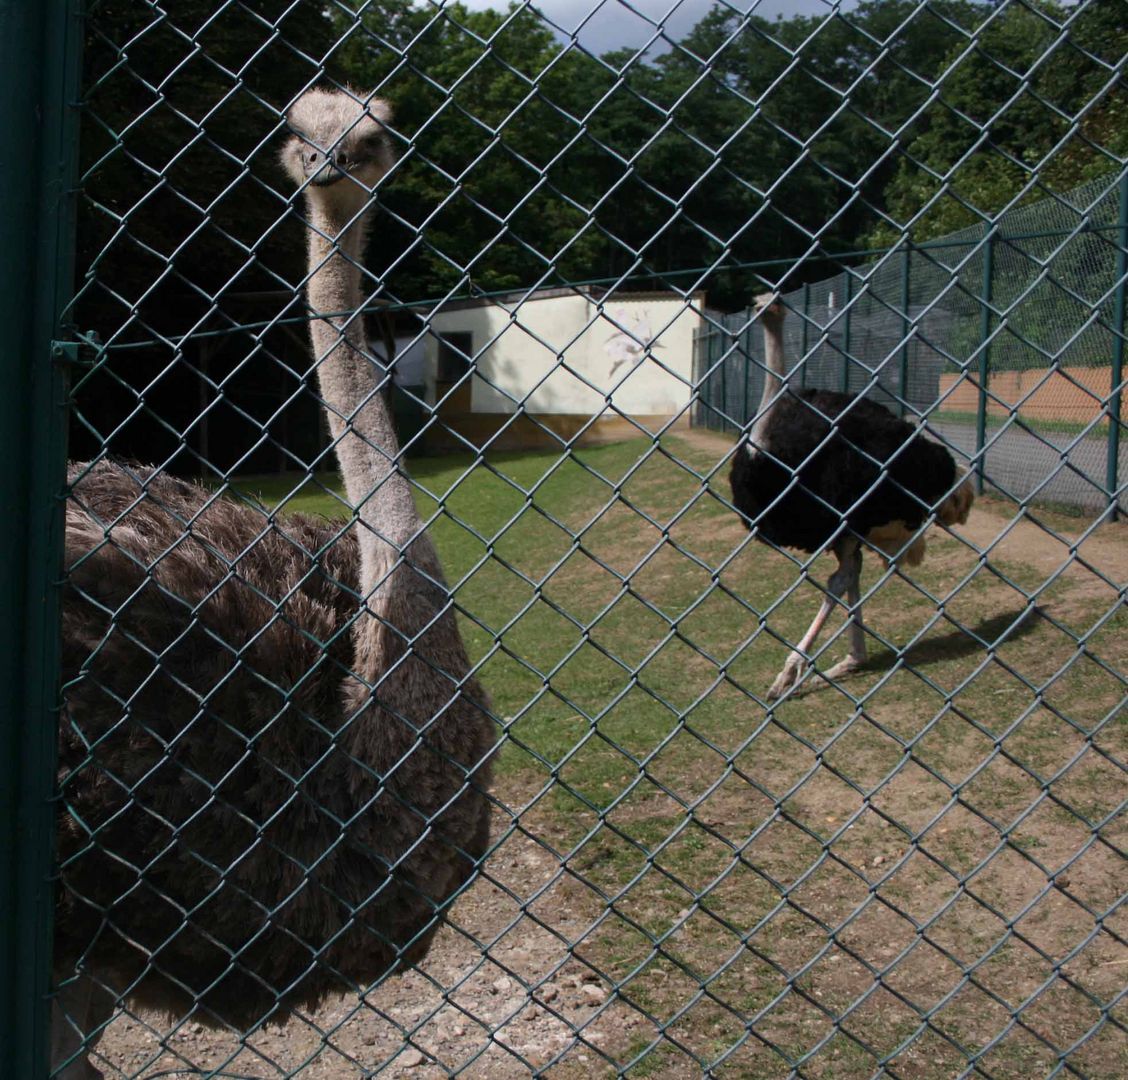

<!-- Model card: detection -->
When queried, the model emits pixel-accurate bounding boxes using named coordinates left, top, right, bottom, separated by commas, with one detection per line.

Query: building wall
left=938, top=365, right=1113, bottom=423
left=425, top=292, right=704, bottom=418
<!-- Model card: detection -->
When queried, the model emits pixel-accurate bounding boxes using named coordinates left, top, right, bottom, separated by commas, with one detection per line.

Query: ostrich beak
left=306, top=151, right=348, bottom=186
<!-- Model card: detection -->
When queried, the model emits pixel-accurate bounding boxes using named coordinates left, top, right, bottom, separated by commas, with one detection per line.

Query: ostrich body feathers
left=730, top=389, right=962, bottom=560
left=56, top=460, right=492, bottom=1026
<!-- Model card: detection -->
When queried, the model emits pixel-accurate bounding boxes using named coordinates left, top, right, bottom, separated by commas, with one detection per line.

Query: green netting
left=695, top=175, right=1127, bottom=511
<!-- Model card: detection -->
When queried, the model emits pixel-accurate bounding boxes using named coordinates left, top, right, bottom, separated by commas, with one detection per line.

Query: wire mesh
left=695, top=175, right=1128, bottom=513
left=27, top=1, right=1128, bottom=1078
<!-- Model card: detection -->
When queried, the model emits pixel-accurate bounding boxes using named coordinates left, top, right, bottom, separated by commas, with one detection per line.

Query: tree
left=335, top=2, right=602, bottom=298
left=73, top=0, right=343, bottom=467
left=869, top=0, right=1127, bottom=243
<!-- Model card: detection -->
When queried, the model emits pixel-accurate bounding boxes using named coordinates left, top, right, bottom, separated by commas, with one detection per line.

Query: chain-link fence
left=694, top=175, right=1128, bottom=514
left=2, top=2, right=1126, bottom=1079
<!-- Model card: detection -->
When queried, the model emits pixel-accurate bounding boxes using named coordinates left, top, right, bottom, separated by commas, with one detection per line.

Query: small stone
left=363, top=1032, right=377, bottom=1046
left=451, top=1024, right=466, bottom=1037
left=541, top=985, right=559, bottom=1003
left=581, top=984, right=607, bottom=1005
left=492, top=976, right=513, bottom=994
left=872, top=855, right=885, bottom=866
left=400, top=1048, right=425, bottom=1068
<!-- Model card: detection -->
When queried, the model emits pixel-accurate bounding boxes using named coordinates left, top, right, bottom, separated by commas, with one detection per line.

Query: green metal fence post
left=720, top=324, right=728, bottom=431
left=709, top=324, right=719, bottom=430
left=841, top=271, right=852, bottom=394
left=692, top=326, right=702, bottom=428
left=1107, top=172, right=1127, bottom=521
left=740, top=321, right=751, bottom=426
left=800, top=282, right=810, bottom=390
left=0, top=1, right=83, bottom=1075
left=976, top=233, right=995, bottom=495
left=899, top=244, right=911, bottom=416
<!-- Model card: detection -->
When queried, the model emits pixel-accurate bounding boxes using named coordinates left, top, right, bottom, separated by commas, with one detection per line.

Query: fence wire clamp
left=50, top=331, right=102, bottom=368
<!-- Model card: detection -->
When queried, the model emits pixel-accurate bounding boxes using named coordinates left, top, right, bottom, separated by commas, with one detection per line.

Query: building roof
left=429, top=285, right=707, bottom=314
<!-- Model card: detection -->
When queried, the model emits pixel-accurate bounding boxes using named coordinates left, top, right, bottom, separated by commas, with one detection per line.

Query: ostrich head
left=281, top=88, right=395, bottom=213
left=754, top=292, right=785, bottom=325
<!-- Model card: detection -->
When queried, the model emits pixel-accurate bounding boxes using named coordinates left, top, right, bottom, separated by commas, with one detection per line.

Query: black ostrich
left=729, top=294, right=974, bottom=698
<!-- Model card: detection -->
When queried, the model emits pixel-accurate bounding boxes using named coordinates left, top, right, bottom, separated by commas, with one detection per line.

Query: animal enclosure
left=1, top=3, right=1125, bottom=1080
left=694, top=175, right=1128, bottom=515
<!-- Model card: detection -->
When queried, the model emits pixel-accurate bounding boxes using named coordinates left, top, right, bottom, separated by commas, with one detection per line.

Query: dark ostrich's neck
left=304, top=198, right=421, bottom=618
left=750, top=312, right=786, bottom=449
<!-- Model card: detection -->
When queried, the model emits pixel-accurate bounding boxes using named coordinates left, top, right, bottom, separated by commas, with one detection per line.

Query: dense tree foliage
left=870, top=0, right=1128, bottom=243
left=70, top=0, right=1124, bottom=465
left=76, top=0, right=1124, bottom=316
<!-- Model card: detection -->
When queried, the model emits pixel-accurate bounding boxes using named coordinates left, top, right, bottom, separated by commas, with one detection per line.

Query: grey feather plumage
left=52, top=89, right=494, bottom=1077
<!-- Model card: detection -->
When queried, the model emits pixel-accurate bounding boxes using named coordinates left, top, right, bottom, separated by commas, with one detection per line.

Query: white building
left=421, top=287, right=705, bottom=449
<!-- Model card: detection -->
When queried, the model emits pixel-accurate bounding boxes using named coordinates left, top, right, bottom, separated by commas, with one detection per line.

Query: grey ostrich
left=729, top=294, right=974, bottom=699
left=51, top=88, right=494, bottom=1078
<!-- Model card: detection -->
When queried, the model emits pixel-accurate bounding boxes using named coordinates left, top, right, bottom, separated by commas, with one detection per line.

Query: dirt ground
left=91, top=786, right=650, bottom=1079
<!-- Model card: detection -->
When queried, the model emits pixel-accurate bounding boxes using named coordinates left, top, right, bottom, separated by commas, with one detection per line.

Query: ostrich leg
left=767, top=538, right=862, bottom=699
left=821, top=541, right=867, bottom=684
left=50, top=975, right=115, bottom=1080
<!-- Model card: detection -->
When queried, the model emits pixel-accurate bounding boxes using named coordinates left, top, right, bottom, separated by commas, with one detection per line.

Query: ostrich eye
left=338, top=150, right=350, bottom=166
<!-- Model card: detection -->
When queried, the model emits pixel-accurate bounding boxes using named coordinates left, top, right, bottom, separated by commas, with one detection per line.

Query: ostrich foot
left=767, top=653, right=808, bottom=700
left=768, top=653, right=865, bottom=700
left=51, top=975, right=114, bottom=1080
left=53, top=1057, right=104, bottom=1080
left=821, top=655, right=864, bottom=686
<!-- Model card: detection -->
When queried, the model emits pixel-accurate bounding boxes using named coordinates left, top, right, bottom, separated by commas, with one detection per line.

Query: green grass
left=235, top=435, right=1126, bottom=1079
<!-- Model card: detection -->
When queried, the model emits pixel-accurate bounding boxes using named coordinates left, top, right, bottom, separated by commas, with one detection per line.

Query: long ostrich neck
left=750, top=311, right=786, bottom=449
left=304, top=198, right=420, bottom=597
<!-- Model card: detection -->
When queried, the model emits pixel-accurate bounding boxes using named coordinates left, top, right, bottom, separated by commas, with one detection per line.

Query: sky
left=464, top=0, right=843, bottom=54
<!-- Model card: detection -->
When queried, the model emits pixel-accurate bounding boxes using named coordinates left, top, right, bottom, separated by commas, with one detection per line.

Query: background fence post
left=712, top=323, right=722, bottom=431
left=740, top=319, right=751, bottom=427
left=1108, top=173, right=1127, bottom=521
left=720, top=324, right=729, bottom=431
left=0, top=2, right=83, bottom=1075
left=800, top=282, right=810, bottom=390
left=841, top=270, right=852, bottom=394
left=976, top=233, right=995, bottom=494
left=899, top=244, right=912, bottom=415
left=713, top=328, right=720, bottom=432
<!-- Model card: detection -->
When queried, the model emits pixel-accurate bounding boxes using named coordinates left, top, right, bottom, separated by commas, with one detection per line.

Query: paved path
left=928, top=419, right=1127, bottom=514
